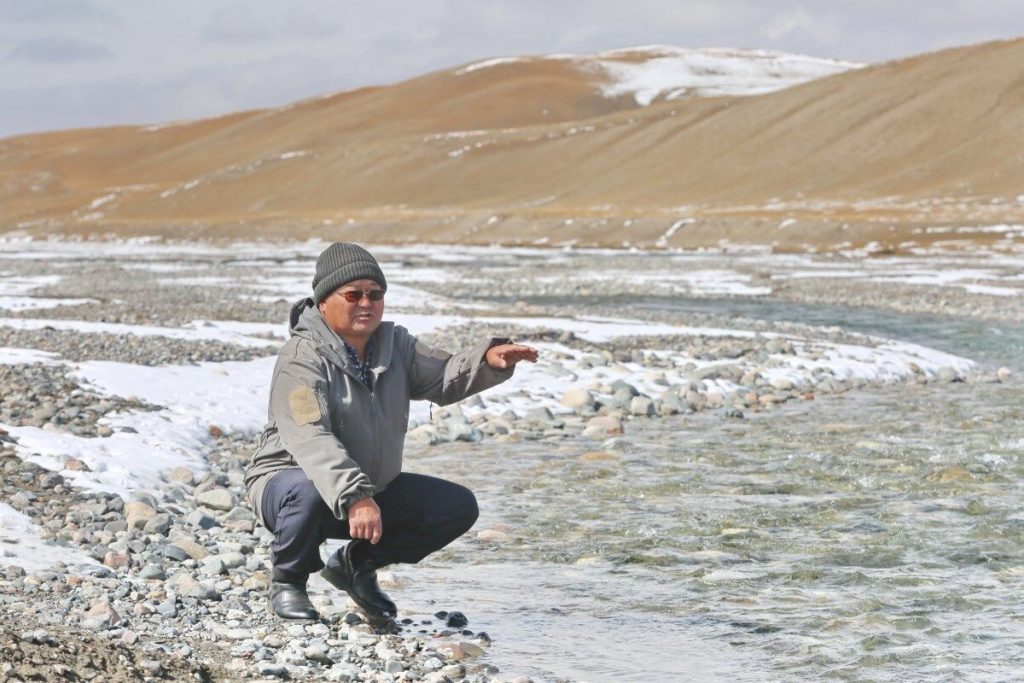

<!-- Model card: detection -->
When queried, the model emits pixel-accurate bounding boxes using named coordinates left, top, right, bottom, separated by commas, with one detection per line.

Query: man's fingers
left=500, top=348, right=538, bottom=365
left=515, top=348, right=538, bottom=362
left=487, top=343, right=539, bottom=369
left=349, top=515, right=382, bottom=542
left=508, top=345, right=538, bottom=362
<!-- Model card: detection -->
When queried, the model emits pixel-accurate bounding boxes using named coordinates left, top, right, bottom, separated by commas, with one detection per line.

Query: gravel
left=0, top=437, right=504, bottom=682
left=0, top=326, right=278, bottom=365
left=0, top=363, right=160, bottom=437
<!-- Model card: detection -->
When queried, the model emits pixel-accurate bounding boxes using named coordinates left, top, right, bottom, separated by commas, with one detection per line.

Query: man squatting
left=245, top=243, right=538, bottom=620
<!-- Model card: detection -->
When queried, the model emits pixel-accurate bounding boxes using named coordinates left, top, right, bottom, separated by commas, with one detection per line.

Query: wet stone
left=445, top=611, right=468, bottom=628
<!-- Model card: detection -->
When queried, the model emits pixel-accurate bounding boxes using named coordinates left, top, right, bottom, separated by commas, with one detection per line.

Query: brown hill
left=2, top=39, right=1023, bottom=251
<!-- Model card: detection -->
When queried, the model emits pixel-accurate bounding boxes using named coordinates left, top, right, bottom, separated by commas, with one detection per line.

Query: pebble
left=196, top=489, right=235, bottom=511
left=445, top=611, right=469, bottom=628
left=83, top=599, right=121, bottom=627
left=578, top=451, right=616, bottom=462
left=138, top=564, right=166, bottom=580
left=124, top=501, right=157, bottom=529
left=156, top=601, right=178, bottom=618
left=174, top=575, right=221, bottom=601
left=629, top=396, right=655, bottom=416
left=103, top=552, right=130, bottom=570
left=327, top=662, right=361, bottom=681
left=166, top=466, right=197, bottom=485
left=186, top=509, right=217, bottom=529
left=169, top=537, right=209, bottom=560
left=476, top=529, right=511, bottom=543
left=583, top=415, right=624, bottom=438
left=437, top=642, right=466, bottom=660
left=560, top=388, right=596, bottom=412
left=929, top=465, right=974, bottom=483
left=144, top=512, right=174, bottom=534
left=257, top=663, right=290, bottom=678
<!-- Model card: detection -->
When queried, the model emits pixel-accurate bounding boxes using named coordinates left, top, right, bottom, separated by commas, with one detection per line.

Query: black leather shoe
left=321, top=541, right=397, bottom=620
left=269, top=580, right=319, bottom=620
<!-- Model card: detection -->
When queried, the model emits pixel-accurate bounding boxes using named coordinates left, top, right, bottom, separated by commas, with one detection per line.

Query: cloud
left=0, top=0, right=111, bottom=24
left=6, top=37, right=112, bottom=63
left=200, top=2, right=346, bottom=43
left=0, top=52, right=374, bottom=137
left=2, top=0, right=1024, bottom=138
left=764, top=8, right=815, bottom=40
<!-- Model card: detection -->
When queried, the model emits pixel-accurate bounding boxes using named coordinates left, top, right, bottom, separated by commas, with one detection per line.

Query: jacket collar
left=289, top=297, right=394, bottom=379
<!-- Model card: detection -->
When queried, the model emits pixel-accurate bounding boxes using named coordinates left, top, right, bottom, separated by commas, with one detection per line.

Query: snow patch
left=1, top=503, right=97, bottom=570
left=455, top=57, right=525, bottom=75
left=593, top=47, right=861, bottom=105
left=656, top=218, right=693, bottom=247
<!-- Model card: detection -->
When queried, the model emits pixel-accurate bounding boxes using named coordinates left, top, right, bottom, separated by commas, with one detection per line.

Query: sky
left=0, top=0, right=1021, bottom=138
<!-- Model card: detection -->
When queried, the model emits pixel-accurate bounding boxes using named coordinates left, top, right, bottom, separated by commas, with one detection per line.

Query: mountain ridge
left=2, top=39, right=1022, bottom=251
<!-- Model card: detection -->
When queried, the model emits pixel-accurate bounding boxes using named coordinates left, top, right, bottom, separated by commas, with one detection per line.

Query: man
left=245, top=242, right=537, bottom=621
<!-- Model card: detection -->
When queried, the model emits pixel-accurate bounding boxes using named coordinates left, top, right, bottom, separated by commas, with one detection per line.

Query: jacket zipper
left=369, top=387, right=383, bottom=482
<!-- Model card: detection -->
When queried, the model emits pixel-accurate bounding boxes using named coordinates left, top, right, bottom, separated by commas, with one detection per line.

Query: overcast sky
left=1, top=0, right=1021, bottom=138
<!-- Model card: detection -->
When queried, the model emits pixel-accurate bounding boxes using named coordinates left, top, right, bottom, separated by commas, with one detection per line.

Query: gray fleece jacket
left=244, top=298, right=513, bottom=523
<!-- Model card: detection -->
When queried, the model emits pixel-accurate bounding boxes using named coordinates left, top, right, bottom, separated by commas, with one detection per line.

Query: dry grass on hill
left=2, top=39, right=1023, bottom=251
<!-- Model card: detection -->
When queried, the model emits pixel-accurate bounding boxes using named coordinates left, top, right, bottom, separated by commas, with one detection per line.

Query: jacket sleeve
left=406, top=332, right=515, bottom=405
left=270, top=346, right=375, bottom=520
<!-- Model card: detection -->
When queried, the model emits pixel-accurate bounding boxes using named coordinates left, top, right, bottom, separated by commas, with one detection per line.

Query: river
left=396, top=297, right=1024, bottom=682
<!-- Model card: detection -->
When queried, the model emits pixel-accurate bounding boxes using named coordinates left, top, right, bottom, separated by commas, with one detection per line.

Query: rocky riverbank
left=0, top=346, right=1011, bottom=682
left=0, top=433, right=507, bottom=683
left=0, top=240, right=1020, bottom=682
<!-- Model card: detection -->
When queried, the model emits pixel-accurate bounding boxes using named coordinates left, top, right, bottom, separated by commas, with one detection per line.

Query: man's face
left=318, top=278, right=385, bottom=343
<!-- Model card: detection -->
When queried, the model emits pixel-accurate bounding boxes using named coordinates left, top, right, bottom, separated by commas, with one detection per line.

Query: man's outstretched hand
left=348, top=497, right=382, bottom=544
left=486, top=343, right=539, bottom=369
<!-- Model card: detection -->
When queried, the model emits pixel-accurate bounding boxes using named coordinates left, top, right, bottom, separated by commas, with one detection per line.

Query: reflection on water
left=396, top=373, right=1023, bottom=681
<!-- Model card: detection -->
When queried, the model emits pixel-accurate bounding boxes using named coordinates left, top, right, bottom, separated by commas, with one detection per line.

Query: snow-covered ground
left=0, top=239, right=1017, bottom=569
left=455, top=46, right=863, bottom=105
left=591, top=46, right=862, bottom=105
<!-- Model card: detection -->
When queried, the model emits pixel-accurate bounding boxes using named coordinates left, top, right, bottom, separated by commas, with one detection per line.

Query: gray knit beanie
left=312, top=242, right=387, bottom=304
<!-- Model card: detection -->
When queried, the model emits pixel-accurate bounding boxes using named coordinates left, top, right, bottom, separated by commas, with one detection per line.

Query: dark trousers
left=260, top=467, right=479, bottom=579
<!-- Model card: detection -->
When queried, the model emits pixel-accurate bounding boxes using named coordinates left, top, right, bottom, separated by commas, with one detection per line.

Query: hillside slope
left=1, top=40, right=1021, bottom=250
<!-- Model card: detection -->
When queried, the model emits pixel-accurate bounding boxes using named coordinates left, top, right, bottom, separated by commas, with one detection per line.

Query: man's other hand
left=486, top=343, right=539, bottom=369
left=348, top=497, right=382, bottom=544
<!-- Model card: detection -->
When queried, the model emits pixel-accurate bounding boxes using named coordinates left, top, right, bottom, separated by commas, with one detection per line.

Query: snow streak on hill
left=457, top=46, right=863, bottom=106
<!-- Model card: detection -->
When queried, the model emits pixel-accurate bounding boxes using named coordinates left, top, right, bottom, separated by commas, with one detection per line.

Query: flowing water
left=387, top=299, right=1023, bottom=682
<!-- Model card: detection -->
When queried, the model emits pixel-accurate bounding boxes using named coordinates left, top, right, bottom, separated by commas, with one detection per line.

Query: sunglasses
left=337, top=289, right=385, bottom=303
